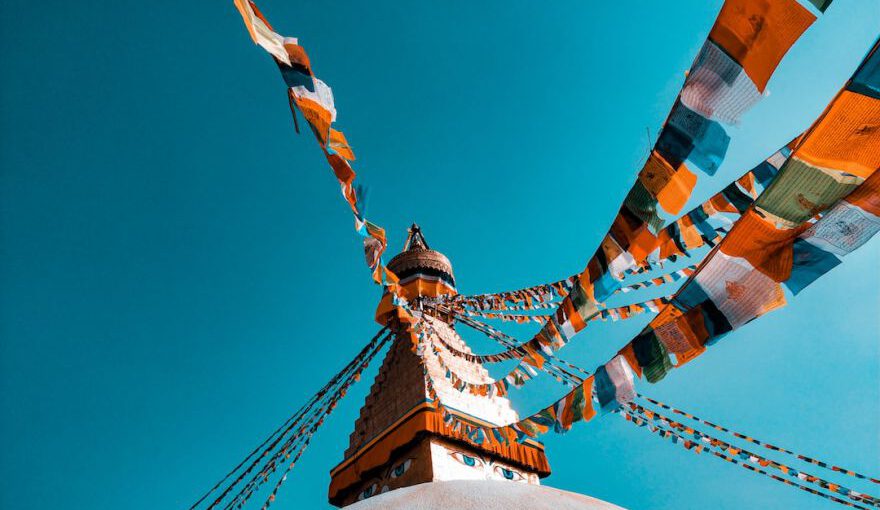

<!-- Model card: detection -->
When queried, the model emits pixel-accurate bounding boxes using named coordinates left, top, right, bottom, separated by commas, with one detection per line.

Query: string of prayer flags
left=623, top=403, right=876, bottom=509
left=448, top=310, right=594, bottom=383
left=464, top=309, right=551, bottom=325
left=448, top=277, right=574, bottom=312
left=233, top=0, right=400, bottom=289
left=192, top=328, right=392, bottom=510
left=419, top=318, right=566, bottom=399
left=413, top=315, right=611, bottom=444
left=424, top=295, right=659, bottom=398
left=462, top=295, right=670, bottom=325
left=628, top=402, right=880, bottom=507
left=431, top=293, right=670, bottom=367
left=422, top=348, right=599, bottom=444
left=229, top=332, right=391, bottom=510
left=618, top=265, right=697, bottom=293
left=597, top=297, right=668, bottom=323
left=638, top=394, right=880, bottom=486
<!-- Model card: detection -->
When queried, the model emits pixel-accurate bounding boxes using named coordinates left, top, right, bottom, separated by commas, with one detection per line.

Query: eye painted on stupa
left=390, top=458, right=412, bottom=479
left=494, top=465, right=525, bottom=481
left=357, top=483, right=378, bottom=501
left=449, top=451, right=483, bottom=467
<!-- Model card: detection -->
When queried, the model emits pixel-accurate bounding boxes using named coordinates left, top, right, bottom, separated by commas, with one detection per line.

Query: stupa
left=328, top=225, right=625, bottom=509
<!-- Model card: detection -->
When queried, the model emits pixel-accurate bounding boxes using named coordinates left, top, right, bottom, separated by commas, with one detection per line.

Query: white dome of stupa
left=344, top=480, right=626, bottom=510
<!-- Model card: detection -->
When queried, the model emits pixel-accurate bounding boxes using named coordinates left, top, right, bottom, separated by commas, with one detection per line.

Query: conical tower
left=328, top=225, right=551, bottom=506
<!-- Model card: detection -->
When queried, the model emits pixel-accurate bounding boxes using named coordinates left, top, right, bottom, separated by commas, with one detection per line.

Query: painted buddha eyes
left=448, top=451, right=525, bottom=481
left=449, top=451, right=483, bottom=467
left=357, top=483, right=377, bottom=501
left=357, top=458, right=413, bottom=500
left=494, top=466, right=525, bottom=481
left=390, top=459, right=412, bottom=479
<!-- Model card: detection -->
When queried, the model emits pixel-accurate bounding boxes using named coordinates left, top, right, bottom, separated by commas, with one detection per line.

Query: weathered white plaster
left=345, top=480, right=628, bottom=510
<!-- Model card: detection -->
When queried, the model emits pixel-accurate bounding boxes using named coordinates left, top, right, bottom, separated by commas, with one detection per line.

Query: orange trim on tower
left=328, top=403, right=551, bottom=503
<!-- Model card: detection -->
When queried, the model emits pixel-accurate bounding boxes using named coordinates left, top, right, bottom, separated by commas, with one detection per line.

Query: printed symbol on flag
left=725, top=280, right=747, bottom=301
left=833, top=220, right=858, bottom=237
left=854, top=124, right=878, bottom=137
left=795, top=194, right=823, bottom=217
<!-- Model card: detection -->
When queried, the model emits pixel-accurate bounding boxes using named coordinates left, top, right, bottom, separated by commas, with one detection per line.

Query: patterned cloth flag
left=234, top=0, right=291, bottom=65
left=707, top=0, right=816, bottom=92
left=657, top=100, right=731, bottom=176
left=787, top=172, right=880, bottom=294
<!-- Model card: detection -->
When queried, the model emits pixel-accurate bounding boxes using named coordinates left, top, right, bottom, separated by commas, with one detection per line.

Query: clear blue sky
left=1, top=1, right=878, bottom=509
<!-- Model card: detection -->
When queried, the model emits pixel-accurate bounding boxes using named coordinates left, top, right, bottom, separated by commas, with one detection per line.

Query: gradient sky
left=1, top=1, right=878, bottom=509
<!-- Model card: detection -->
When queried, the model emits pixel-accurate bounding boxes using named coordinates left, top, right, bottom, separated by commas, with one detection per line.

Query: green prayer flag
left=755, top=158, right=861, bottom=225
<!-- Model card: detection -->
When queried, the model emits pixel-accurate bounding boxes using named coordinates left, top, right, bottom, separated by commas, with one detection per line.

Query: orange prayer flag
left=721, top=209, right=805, bottom=282
left=628, top=224, right=659, bottom=263
left=562, top=298, right=586, bottom=332
left=657, top=229, right=684, bottom=260
left=639, top=152, right=697, bottom=215
left=796, top=91, right=880, bottom=179
left=326, top=153, right=355, bottom=185
left=737, top=172, right=757, bottom=198
left=292, top=96, right=333, bottom=146
left=709, top=193, right=739, bottom=214
left=708, top=0, right=815, bottom=91
left=329, top=129, right=355, bottom=160
left=522, top=344, right=546, bottom=369
left=581, top=377, right=597, bottom=422
left=234, top=0, right=259, bottom=43
left=844, top=170, right=880, bottom=216
left=679, top=216, right=704, bottom=250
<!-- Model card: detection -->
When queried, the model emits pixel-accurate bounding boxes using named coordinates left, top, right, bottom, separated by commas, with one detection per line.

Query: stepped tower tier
left=328, top=225, right=551, bottom=507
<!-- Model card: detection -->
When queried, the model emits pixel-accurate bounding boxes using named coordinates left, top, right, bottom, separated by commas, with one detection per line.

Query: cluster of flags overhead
left=427, top=143, right=791, bottom=378
left=416, top=34, right=880, bottom=451
left=441, top=140, right=796, bottom=365
left=532, top=0, right=826, bottom=361
left=631, top=49, right=880, bottom=384
left=419, top=37, right=880, bottom=449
